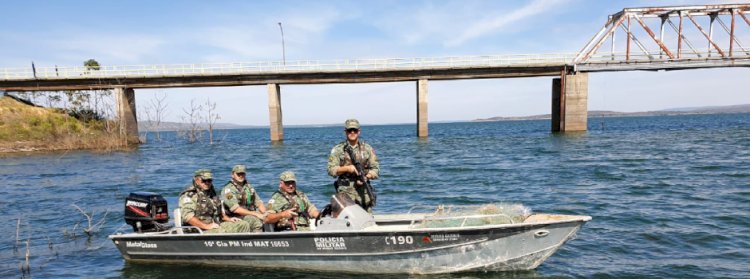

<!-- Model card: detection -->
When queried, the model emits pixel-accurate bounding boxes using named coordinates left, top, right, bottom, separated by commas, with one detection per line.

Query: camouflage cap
left=200, top=171, right=214, bottom=180
left=232, top=164, right=247, bottom=173
left=279, top=171, right=297, bottom=182
left=193, top=169, right=209, bottom=177
left=344, top=119, right=360, bottom=129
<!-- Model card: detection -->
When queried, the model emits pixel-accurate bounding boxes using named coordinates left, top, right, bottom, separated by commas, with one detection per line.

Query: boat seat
left=173, top=208, right=183, bottom=234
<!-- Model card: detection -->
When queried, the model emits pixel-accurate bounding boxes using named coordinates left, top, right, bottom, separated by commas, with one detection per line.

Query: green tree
left=83, top=59, right=101, bottom=71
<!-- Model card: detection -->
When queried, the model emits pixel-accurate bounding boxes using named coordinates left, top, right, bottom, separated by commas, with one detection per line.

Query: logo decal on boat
left=126, top=241, right=157, bottom=249
left=314, top=237, right=347, bottom=250
left=430, top=234, right=460, bottom=242
left=422, top=236, right=432, bottom=243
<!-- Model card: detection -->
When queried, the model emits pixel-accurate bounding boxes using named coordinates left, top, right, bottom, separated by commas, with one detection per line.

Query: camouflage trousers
left=239, top=215, right=264, bottom=232
left=205, top=220, right=251, bottom=234
left=337, top=183, right=374, bottom=213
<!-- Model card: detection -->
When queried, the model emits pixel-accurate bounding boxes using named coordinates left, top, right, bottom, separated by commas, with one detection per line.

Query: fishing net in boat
left=413, top=203, right=532, bottom=228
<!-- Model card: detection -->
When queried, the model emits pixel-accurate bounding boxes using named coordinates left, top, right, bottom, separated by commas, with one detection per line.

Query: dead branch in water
left=71, top=204, right=110, bottom=236
left=21, top=238, right=30, bottom=275
left=15, top=218, right=20, bottom=251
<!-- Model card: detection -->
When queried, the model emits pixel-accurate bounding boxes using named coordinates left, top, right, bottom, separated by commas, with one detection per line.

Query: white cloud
left=446, top=0, right=569, bottom=47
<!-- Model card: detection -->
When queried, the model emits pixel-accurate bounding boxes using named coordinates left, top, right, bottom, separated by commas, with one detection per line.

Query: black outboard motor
left=124, top=192, right=170, bottom=233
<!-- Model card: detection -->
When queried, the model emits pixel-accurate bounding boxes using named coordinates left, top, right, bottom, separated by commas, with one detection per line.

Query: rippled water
left=1, top=114, right=749, bottom=278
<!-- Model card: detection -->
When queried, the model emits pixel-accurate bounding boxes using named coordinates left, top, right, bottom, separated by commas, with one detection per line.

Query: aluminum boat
left=110, top=194, right=590, bottom=274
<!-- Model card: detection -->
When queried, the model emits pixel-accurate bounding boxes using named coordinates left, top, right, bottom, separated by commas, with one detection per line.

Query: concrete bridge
left=1, top=4, right=749, bottom=142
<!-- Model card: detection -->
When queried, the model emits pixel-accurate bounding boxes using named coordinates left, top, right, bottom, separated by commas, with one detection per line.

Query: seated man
left=179, top=169, right=251, bottom=233
left=265, top=171, right=319, bottom=231
left=220, top=164, right=266, bottom=232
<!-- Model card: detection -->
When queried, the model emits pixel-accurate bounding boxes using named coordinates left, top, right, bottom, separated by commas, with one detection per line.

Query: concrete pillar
left=115, top=87, right=140, bottom=144
left=417, top=79, right=428, bottom=138
left=267, top=83, right=284, bottom=141
left=551, top=72, right=588, bottom=132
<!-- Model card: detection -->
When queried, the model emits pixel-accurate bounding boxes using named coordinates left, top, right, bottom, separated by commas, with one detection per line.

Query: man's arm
left=264, top=195, right=295, bottom=224
left=327, top=146, right=345, bottom=177
left=264, top=209, right=297, bottom=224
left=220, top=185, right=242, bottom=213
left=232, top=206, right=266, bottom=219
left=186, top=217, right=219, bottom=230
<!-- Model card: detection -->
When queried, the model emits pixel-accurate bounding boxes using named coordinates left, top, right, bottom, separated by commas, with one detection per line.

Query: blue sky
left=2, top=0, right=748, bottom=125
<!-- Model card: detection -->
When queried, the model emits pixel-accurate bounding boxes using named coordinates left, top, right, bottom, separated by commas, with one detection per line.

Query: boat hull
left=110, top=215, right=588, bottom=274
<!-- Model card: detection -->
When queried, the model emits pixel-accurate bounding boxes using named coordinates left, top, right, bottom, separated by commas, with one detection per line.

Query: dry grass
left=0, top=96, right=130, bottom=153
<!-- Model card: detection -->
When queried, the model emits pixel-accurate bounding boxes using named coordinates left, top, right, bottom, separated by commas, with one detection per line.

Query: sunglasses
left=283, top=181, right=296, bottom=186
left=346, top=128, right=360, bottom=133
left=202, top=179, right=213, bottom=183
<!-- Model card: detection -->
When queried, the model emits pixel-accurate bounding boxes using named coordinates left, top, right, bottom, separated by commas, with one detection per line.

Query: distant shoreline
left=141, top=109, right=750, bottom=132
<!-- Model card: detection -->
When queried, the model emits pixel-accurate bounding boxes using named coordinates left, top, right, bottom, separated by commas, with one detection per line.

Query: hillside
left=0, top=95, right=128, bottom=153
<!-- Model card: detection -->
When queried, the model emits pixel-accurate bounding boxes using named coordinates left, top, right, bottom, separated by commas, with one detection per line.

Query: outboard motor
left=124, top=192, right=170, bottom=233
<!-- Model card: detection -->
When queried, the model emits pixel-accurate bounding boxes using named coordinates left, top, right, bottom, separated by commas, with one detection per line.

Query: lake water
left=1, top=114, right=749, bottom=278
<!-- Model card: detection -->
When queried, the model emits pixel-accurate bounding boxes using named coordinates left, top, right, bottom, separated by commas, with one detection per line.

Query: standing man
left=327, top=119, right=380, bottom=213
left=220, top=164, right=267, bottom=232
left=179, top=169, right=251, bottom=233
left=265, top=171, right=319, bottom=231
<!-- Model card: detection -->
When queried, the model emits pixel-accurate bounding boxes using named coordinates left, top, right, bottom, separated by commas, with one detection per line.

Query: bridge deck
left=1, top=51, right=748, bottom=91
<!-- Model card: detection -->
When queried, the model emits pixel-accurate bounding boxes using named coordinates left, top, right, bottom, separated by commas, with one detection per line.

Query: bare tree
left=146, top=92, right=168, bottom=141
left=204, top=98, right=220, bottom=144
left=180, top=99, right=203, bottom=143
left=137, top=104, right=150, bottom=143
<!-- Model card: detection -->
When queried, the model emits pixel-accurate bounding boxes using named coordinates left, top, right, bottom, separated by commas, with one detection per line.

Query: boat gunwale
left=108, top=213, right=591, bottom=240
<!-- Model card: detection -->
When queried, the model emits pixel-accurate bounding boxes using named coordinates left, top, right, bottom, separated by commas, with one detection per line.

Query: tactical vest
left=181, top=187, right=221, bottom=224
left=233, top=181, right=257, bottom=211
left=336, top=140, right=371, bottom=182
left=275, top=190, right=310, bottom=227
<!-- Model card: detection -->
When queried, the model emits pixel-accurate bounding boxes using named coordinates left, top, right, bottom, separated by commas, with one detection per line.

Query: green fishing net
left=414, top=203, right=532, bottom=228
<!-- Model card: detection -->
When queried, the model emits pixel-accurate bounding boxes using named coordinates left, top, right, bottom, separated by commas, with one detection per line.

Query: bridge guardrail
left=0, top=54, right=577, bottom=80
left=2, top=50, right=748, bottom=81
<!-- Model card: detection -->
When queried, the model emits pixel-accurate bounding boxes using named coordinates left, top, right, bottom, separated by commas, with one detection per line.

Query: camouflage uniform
left=178, top=170, right=251, bottom=234
left=220, top=179, right=265, bottom=232
left=327, top=139, right=379, bottom=213
left=267, top=171, right=318, bottom=231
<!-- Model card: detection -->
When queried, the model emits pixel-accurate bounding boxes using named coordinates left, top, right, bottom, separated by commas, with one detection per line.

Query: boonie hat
left=279, top=171, right=297, bottom=182
left=344, top=119, right=360, bottom=129
left=232, top=164, right=247, bottom=173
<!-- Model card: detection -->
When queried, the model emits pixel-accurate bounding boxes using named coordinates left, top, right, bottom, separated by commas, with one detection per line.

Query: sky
left=1, top=0, right=748, bottom=126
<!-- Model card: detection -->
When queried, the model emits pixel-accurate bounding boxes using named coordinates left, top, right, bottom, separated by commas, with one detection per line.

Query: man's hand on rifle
left=283, top=209, right=298, bottom=219
left=346, top=165, right=359, bottom=175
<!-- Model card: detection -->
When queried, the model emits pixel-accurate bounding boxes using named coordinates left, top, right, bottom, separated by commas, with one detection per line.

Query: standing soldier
left=220, top=164, right=267, bottom=232
left=179, top=169, right=251, bottom=233
left=327, top=119, right=380, bottom=213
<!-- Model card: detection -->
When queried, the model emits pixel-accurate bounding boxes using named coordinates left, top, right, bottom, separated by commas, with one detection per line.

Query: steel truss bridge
left=0, top=4, right=748, bottom=140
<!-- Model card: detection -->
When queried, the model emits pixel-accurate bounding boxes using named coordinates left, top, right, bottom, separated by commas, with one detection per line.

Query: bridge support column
left=551, top=73, right=588, bottom=132
left=267, top=83, right=284, bottom=141
left=417, top=79, right=428, bottom=138
left=114, top=87, right=140, bottom=144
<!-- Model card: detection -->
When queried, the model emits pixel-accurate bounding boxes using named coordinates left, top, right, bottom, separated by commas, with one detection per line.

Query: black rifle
left=343, top=144, right=377, bottom=206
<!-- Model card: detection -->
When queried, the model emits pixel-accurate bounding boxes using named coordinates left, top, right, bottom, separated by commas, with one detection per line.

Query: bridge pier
left=551, top=72, right=588, bottom=132
left=267, top=83, right=284, bottom=141
left=114, top=87, right=140, bottom=144
left=417, top=79, right=428, bottom=138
